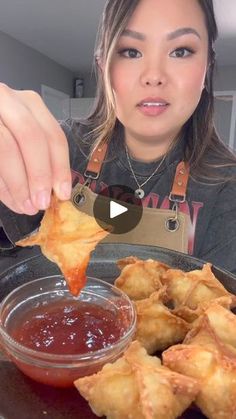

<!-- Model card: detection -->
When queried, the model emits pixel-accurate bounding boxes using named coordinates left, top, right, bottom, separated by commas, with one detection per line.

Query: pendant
left=135, top=188, right=145, bottom=199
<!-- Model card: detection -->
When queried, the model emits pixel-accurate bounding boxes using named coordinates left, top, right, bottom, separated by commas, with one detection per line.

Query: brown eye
left=118, top=48, right=142, bottom=58
left=170, top=47, right=194, bottom=58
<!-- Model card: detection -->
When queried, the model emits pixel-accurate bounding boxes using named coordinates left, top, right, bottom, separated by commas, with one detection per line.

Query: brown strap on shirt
left=84, top=144, right=190, bottom=201
left=84, top=143, right=108, bottom=179
left=169, top=161, right=190, bottom=203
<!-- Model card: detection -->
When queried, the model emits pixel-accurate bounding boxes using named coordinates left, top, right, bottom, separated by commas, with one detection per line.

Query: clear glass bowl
left=0, top=275, right=136, bottom=388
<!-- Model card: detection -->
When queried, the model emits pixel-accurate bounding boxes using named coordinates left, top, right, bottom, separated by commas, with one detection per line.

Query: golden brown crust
left=115, top=257, right=169, bottom=301
left=163, top=304, right=236, bottom=419
left=160, top=263, right=236, bottom=321
left=16, top=194, right=110, bottom=296
left=134, top=289, right=189, bottom=354
left=75, top=341, right=200, bottom=419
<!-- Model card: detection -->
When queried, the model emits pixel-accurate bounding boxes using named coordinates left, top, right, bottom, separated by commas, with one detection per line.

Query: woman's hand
left=0, top=83, right=71, bottom=215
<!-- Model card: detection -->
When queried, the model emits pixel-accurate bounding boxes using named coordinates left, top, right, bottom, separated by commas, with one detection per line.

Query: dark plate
left=0, top=243, right=236, bottom=419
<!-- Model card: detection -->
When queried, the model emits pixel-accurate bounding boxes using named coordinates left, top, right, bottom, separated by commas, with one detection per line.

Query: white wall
left=213, top=65, right=236, bottom=149
left=214, top=65, right=236, bottom=90
left=0, top=30, right=74, bottom=96
left=76, top=71, right=97, bottom=97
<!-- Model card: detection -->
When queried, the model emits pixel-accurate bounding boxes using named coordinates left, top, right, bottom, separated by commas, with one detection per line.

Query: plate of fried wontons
left=1, top=242, right=236, bottom=419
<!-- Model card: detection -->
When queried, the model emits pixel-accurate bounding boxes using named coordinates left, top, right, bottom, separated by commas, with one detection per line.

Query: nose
left=144, top=78, right=163, bottom=86
left=140, top=60, right=167, bottom=87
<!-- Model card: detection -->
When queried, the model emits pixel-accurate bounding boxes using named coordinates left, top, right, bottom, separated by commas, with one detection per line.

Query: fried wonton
left=114, top=256, right=169, bottom=301
left=16, top=194, right=110, bottom=296
left=75, top=340, right=200, bottom=419
left=174, top=294, right=236, bottom=323
left=134, top=288, right=189, bottom=354
left=163, top=304, right=236, bottom=419
left=161, top=263, right=236, bottom=321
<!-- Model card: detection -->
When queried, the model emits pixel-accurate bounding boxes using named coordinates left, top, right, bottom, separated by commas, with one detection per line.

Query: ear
left=95, top=55, right=105, bottom=72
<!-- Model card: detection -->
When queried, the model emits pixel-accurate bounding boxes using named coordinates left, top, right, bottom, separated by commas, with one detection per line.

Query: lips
left=137, top=97, right=169, bottom=107
left=136, top=97, right=170, bottom=117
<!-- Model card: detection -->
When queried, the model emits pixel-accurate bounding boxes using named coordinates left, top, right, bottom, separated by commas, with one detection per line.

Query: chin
left=131, top=129, right=172, bottom=144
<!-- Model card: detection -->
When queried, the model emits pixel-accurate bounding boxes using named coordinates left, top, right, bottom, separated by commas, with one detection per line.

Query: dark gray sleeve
left=196, top=181, right=236, bottom=275
left=0, top=202, right=43, bottom=248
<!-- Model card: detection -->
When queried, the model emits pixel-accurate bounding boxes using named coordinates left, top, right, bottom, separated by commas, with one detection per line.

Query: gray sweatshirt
left=1, top=119, right=236, bottom=274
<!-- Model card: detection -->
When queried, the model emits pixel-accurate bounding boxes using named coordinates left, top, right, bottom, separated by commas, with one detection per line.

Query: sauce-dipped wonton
left=17, top=194, right=110, bottom=296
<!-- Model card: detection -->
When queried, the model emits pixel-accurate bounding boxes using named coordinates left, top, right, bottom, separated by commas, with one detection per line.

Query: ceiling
left=0, top=0, right=235, bottom=74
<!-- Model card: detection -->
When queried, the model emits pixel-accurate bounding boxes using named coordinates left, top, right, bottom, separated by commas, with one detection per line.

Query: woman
left=0, top=0, right=236, bottom=273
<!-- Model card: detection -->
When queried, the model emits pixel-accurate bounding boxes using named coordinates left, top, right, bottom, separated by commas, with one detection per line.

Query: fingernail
left=57, top=181, right=71, bottom=200
left=23, top=199, right=38, bottom=215
left=34, top=190, right=51, bottom=210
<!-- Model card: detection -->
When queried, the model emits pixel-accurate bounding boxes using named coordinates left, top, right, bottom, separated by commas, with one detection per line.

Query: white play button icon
left=110, top=201, right=128, bottom=219
left=93, top=184, right=143, bottom=234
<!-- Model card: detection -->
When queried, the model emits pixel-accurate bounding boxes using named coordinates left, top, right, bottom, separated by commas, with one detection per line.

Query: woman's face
left=110, top=0, right=209, bottom=144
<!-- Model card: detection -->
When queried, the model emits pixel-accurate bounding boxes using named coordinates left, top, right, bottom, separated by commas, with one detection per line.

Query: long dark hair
left=184, top=0, right=236, bottom=179
left=81, top=0, right=236, bottom=181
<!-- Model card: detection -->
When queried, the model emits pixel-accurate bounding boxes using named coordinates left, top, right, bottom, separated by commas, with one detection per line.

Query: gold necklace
left=125, top=145, right=167, bottom=198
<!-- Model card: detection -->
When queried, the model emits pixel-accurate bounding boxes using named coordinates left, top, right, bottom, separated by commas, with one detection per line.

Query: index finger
left=21, top=91, right=72, bottom=200
left=2, top=87, right=72, bottom=201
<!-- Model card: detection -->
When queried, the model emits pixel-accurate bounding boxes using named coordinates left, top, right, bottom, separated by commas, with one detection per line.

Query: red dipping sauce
left=5, top=298, right=131, bottom=388
left=11, top=300, right=123, bottom=355
left=1, top=276, right=136, bottom=388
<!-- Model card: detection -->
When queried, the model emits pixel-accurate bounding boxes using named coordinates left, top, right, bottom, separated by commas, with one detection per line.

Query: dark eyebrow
left=121, top=27, right=201, bottom=41
left=167, top=27, right=201, bottom=40
left=121, top=29, right=145, bottom=41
